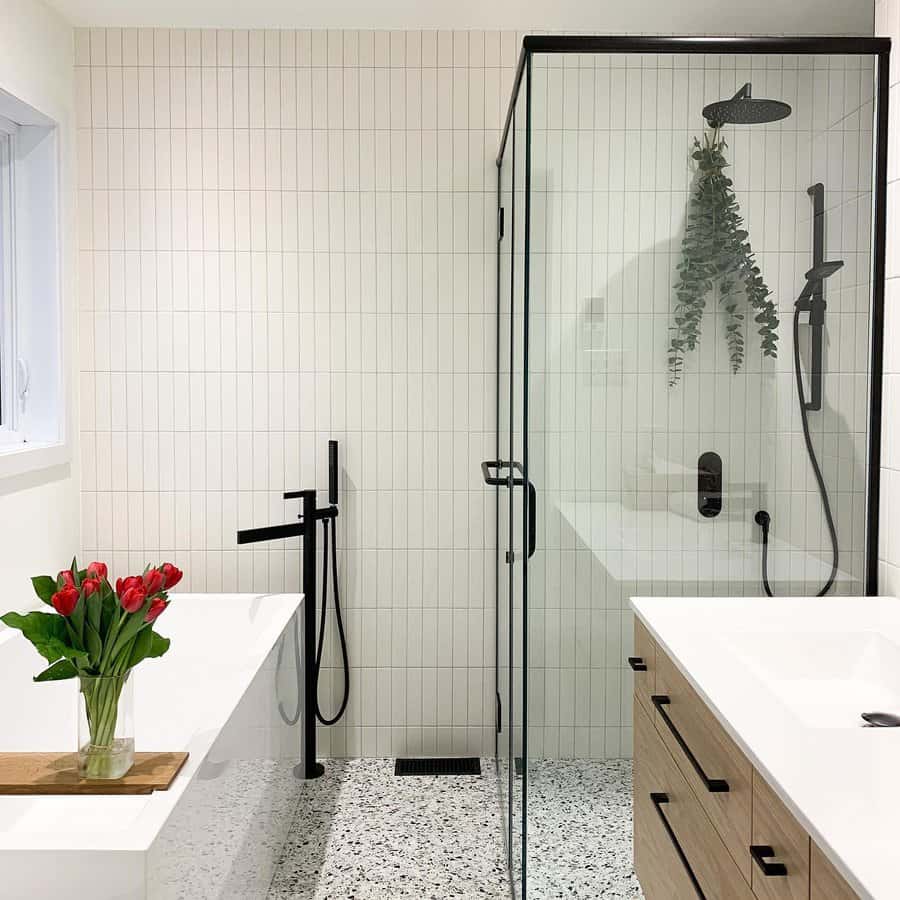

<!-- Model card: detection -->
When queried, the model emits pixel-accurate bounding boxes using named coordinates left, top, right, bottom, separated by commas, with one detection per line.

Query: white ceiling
left=44, top=0, right=872, bottom=34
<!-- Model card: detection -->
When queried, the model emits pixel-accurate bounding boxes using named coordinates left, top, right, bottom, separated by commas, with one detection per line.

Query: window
left=0, top=118, right=19, bottom=446
left=0, top=88, right=64, bottom=478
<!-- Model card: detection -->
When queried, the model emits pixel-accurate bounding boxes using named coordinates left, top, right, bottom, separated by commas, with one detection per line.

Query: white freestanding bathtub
left=0, top=593, right=306, bottom=899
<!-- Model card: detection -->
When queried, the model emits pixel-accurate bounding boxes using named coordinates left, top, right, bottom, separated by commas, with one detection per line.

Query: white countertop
left=631, top=595, right=900, bottom=900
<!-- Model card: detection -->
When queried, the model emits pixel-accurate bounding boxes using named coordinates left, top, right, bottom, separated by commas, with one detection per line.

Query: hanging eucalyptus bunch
left=668, top=131, right=779, bottom=387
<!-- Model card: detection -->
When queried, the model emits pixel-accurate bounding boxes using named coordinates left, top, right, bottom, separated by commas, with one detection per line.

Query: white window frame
left=0, top=87, right=66, bottom=480
left=0, top=115, right=21, bottom=447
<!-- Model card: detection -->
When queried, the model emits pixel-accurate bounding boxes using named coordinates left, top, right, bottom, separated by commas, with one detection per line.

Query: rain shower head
left=702, top=83, right=792, bottom=128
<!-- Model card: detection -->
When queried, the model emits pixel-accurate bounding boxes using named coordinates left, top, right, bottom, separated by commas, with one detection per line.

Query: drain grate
left=394, top=757, right=481, bottom=776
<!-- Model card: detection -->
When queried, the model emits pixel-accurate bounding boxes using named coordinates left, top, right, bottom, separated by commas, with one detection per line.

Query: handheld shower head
left=703, top=83, right=792, bottom=128
left=805, top=260, right=844, bottom=282
left=797, top=259, right=845, bottom=302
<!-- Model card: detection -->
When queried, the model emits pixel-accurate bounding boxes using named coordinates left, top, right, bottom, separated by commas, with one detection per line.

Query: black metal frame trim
left=498, top=35, right=891, bottom=165
left=520, top=50, right=533, bottom=893
left=867, top=49, right=890, bottom=595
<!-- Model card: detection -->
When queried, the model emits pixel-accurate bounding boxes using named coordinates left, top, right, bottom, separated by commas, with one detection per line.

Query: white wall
left=47, top=0, right=873, bottom=36
left=0, top=0, right=79, bottom=598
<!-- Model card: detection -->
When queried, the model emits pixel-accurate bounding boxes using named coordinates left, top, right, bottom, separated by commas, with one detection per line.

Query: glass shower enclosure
left=489, top=35, right=889, bottom=899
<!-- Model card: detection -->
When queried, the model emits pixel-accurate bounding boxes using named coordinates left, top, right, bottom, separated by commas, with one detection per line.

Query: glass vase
left=77, top=671, right=135, bottom=779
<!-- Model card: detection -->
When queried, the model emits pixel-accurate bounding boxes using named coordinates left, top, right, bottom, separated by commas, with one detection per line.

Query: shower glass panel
left=494, top=37, right=889, bottom=900
left=510, top=83, right=528, bottom=894
left=495, top=77, right=529, bottom=889
left=495, top=86, right=513, bottom=866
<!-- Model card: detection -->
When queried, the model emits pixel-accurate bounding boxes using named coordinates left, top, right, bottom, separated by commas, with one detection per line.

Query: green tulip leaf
left=147, top=630, right=170, bottom=659
left=33, top=659, right=79, bottom=682
left=1, top=611, right=89, bottom=665
left=31, top=576, right=57, bottom=605
left=128, top=628, right=170, bottom=669
left=84, top=621, right=103, bottom=667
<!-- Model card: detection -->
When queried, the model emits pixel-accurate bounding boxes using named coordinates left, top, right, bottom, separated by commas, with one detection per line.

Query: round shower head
left=703, top=83, right=792, bottom=128
left=805, top=260, right=844, bottom=281
left=703, top=97, right=792, bottom=126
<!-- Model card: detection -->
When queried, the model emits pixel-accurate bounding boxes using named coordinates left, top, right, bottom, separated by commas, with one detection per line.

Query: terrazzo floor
left=525, top=760, right=643, bottom=899
left=267, top=758, right=642, bottom=900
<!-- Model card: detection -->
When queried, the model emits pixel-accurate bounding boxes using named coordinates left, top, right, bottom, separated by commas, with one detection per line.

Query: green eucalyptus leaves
left=669, top=132, right=779, bottom=387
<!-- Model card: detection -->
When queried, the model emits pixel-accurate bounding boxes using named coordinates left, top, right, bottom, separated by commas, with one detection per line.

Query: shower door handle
left=527, top=480, right=536, bottom=559
left=481, top=459, right=507, bottom=486
left=481, top=460, right=537, bottom=559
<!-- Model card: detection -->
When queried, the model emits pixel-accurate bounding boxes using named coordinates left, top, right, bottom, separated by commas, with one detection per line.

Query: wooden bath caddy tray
left=0, top=751, right=189, bottom=794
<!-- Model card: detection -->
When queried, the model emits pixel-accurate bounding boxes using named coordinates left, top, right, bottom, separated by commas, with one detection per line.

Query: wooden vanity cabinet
left=632, top=621, right=861, bottom=900
left=810, top=843, right=859, bottom=900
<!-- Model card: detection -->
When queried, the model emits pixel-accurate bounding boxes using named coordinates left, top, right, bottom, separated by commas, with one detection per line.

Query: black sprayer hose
left=758, top=306, right=838, bottom=597
left=792, top=306, right=839, bottom=596
left=314, top=517, right=350, bottom=725
left=756, top=510, right=775, bottom=598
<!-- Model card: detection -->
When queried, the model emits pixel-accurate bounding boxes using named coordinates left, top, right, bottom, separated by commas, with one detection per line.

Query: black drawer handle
left=750, top=845, right=788, bottom=877
left=651, top=793, right=707, bottom=899
left=628, top=656, right=648, bottom=671
left=651, top=695, right=729, bottom=793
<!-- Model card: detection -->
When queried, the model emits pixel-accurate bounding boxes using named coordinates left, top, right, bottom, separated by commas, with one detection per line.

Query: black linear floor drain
left=395, top=757, right=481, bottom=776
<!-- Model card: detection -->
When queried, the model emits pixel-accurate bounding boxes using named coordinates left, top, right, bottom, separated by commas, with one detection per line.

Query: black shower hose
left=276, top=516, right=351, bottom=727
left=757, top=305, right=839, bottom=598
left=314, top=517, right=351, bottom=725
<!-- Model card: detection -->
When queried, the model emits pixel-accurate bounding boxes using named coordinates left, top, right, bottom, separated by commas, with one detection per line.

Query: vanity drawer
left=751, top=769, right=809, bottom=900
left=631, top=617, right=657, bottom=716
left=654, top=647, right=753, bottom=883
left=810, top=842, right=859, bottom=900
left=635, top=700, right=754, bottom=900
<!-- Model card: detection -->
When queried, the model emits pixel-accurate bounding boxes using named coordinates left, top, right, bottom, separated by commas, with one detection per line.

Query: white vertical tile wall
left=877, top=3, right=900, bottom=594
left=523, top=51, right=876, bottom=760
left=75, top=27, right=522, bottom=758
left=75, top=29, right=883, bottom=764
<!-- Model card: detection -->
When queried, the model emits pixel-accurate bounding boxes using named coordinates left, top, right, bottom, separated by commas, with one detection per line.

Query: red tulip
left=143, top=567, right=164, bottom=595
left=81, top=578, right=101, bottom=598
left=86, top=562, right=108, bottom=581
left=116, top=575, right=142, bottom=598
left=51, top=585, right=79, bottom=617
left=59, top=570, right=76, bottom=588
left=120, top=584, right=147, bottom=614
left=145, top=597, right=168, bottom=623
left=160, top=563, right=183, bottom=590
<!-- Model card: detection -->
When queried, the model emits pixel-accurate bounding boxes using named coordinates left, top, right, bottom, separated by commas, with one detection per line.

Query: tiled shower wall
left=75, top=26, right=519, bottom=757
left=523, top=52, right=875, bottom=760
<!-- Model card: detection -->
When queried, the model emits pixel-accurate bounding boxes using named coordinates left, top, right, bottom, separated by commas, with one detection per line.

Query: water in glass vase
left=78, top=671, right=135, bottom=779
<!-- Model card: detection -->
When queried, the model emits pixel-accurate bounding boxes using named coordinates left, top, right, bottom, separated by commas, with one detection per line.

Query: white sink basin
left=722, top=630, right=900, bottom=729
